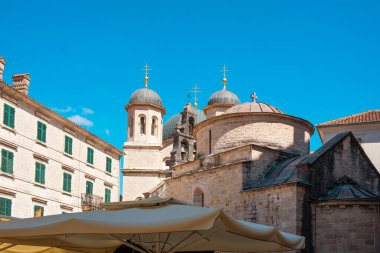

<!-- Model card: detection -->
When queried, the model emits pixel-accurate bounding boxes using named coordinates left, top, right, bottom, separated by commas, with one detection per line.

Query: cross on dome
left=143, top=64, right=151, bottom=88
left=251, top=92, right=258, bottom=103
left=191, top=83, right=201, bottom=108
left=221, top=65, right=229, bottom=90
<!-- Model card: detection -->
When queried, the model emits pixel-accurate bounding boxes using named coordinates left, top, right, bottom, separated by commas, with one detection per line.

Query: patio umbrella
left=0, top=197, right=304, bottom=253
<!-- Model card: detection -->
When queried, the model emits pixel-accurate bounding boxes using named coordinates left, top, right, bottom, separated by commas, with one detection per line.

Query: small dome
left=129, top=88, right=162, bottom=107
left=208, top=89, right=240, bottom=106
left=225, top=102, right=283, bottom=114
left=163, top=107, right=206, bottom=141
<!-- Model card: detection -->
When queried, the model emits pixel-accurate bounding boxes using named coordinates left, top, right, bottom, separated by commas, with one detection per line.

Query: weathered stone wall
left=312, top=202, right=380, bottom=253
left=195, top=114, right=311, bottom=158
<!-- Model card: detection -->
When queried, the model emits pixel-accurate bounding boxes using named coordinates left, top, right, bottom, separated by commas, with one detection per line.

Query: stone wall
left=312, top=202, right=380, bottom=253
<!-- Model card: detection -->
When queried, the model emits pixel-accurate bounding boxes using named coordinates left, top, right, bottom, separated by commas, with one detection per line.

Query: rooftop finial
left=191, top=83, right=201, bottom=109
left=221, top=65, right=229, bottom=90
left=251, top=92, right=258, bottom=103
left=143, top=64, right=151, bottom=88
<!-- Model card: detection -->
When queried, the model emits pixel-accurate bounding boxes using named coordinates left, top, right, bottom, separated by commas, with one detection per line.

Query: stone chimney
left=0, top=57, right=6, bottom=81
left=12, top=73, right=31, bottom=96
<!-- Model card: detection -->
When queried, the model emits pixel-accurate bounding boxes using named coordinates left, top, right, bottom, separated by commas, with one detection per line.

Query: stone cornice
left=125, top=102, right=166, bottom=115
left=121, top=168, right=167, bottom=175
left=0, top=137, right=18, bottom=150
left=0, top=81, right=123, bottom=157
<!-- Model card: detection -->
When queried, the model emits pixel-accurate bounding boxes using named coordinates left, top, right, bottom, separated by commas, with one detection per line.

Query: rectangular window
left=35, top=162, right=46, bottom=184
left=106, top=157, right=112, bottom=173
left=64, top=136, right=73, bottom=155
left=3, top=104, right=15, bottom=128
left=105, top=188, right=111, bottom=203
left=87, top=147, right=94, bottom=164
left=63, top=172, right=72, bottom=192
left=208, top=130, right=212, bottom=154
left=0, top=197, right=11, bottom=216
left=86, top=181, right=93, bottom=195
left=37, top=121, right=47, bottom=143
left=34, top=205, right=44, bottom=217
left=1, top=149, right=14, bottom=174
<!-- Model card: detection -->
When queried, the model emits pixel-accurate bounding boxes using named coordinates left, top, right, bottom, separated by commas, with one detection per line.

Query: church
left=122, top=68, right=380, bottom=253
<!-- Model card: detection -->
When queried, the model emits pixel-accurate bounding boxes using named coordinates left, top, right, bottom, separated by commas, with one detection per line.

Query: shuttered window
left=37, top=121, right=47, bottom=142
left=64, top=136, right=73, bottom=155
left=86, top=181, right=93, bottom=195
left=63, top=172, right=72, bottom=192
left=105, top=188, right=111, bottom=203
left=1, top=149, right=13, bottom=174
left=106, top=157, right=112, bottom=173
left=0, top=197, right=11, bottom=216
left=3, top=104, right=15, bottom=128
left=87, top=147, right=94, bottom=164
left=34, top=205, right=44, bottom=217
left=35, top=162, right=46, bottom=184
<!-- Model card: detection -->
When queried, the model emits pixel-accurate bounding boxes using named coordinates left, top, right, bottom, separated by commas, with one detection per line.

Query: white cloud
left=82, top=107, right=94, bottom=115
left=53, top=106, right=73, bottom=113
left=68, top=115, right=94, bottom=127
left=105, top=129, right=110, bottom=136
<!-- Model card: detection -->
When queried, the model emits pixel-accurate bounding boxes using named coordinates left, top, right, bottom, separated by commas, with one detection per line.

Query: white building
left=0, top=57, right=123, bottom=218
left=316, top=110, right=380, bottom=171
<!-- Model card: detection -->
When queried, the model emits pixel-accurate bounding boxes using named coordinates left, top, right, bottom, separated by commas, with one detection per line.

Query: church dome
left=225, top=102, right=283, bottom=114
left=129, top=88, right=163, bottom=107
left=208, top=89, right=240, bottom=106
left=163, top=106, right=206, bottom=141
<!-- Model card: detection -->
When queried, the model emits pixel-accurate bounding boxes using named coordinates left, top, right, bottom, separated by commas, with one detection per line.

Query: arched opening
left=128, top=115, right=134, bottom=138
left=181, top=139, right=189, bottom=161
left=163, top=157, right=171, bottom=167
left=139, top=115, right=146, bottom=134
left=151, top=116, right=158, bottom=136
left=189, top=116, right=195, bottom=134
left=193, top=188, right=204, bottom=207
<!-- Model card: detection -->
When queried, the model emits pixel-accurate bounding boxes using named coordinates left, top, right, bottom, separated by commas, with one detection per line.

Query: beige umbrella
left=0, top=198, right=304, bottom=253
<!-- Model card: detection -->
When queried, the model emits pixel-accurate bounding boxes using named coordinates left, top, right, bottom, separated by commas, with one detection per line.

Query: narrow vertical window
left=35, top=162, right=46, bottom=184
left=34, top=205, right=44, bottom=217
left=151, top=117, right=158, bottom=136
left=63, top=172, right=72, bottom=192
left=208, top=130, right=212, bottom=154
left=0, top=197, right=12, bottom=216
left=106, top=157, right=112, bottom=173
left=3, top=104, right=15, bottom=128
left=105, top=188, right=111, bottom=203
left=1, top=149, right=14, bottom=174
left=86, top=181, right=93, bottom=195
left=139, top=115, right=146, bottom=134
left=189, top=117, right=195, bottom=134
left=128, top=115, right=134, bottom=138
left=64, top=136, right=73, bottom=155
left=87, top=147, right=94, bottom=164
left=193, top=188, right=204, bottom=207
left=37, top=121, right=47, bottom=143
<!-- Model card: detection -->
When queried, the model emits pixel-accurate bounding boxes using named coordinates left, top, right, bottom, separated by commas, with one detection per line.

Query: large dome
left=207, top=89, right=240, bottom=106
left=129, top=88, right=163, bottom=107
left=163, top=106, right=206, bottom=141
left=225, top=102, right=283, bottom=114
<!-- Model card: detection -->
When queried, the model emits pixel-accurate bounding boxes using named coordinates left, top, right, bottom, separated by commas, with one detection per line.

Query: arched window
left=181, top=139, right=189, bottom=161
left=139, top=115, right=146, bottom=134
left=128, top=115, right=134, bottom=138
left=151, top=116, right=158, bottom=136
left=193, top=188, right=204, bottom=207
left=189, top=117, right=195, bottom=134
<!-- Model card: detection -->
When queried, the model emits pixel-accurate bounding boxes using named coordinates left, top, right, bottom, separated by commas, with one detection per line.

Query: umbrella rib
left=107, top=234, right=151, bottom=253
left=0, top=243, right=15, bottom=251
left=160, top=233, right=171, bottom=253
left=166, top=231, right=197, bottom=253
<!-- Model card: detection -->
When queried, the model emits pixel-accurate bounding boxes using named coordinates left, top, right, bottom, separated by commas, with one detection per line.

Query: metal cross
left=251, top=92, right=258, bottom=103
left=191, top=83, right=201, bottom=107
left=143, top=64, right=151, bottom=87
left=221, top=65, right=229, bottom=79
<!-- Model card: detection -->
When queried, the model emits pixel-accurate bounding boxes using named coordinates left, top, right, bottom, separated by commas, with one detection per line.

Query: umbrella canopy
left=0, top=198, right=304, bottom=252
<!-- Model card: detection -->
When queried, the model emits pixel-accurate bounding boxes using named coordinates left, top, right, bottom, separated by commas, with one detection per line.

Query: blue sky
left=2, top=0, right=380, bottom=155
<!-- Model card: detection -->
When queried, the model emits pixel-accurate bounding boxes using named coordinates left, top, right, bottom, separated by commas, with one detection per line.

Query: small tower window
left=193, top=188, right=204, bottom=207
left=139, top=115, right=146, bottom=134
left=128, top=115, right=134, bottom=138
left=151, top=117, right=158, bottom=136
left=181, top=140, right=189, bottom=161
left=189, top=117, right=195, bottom=134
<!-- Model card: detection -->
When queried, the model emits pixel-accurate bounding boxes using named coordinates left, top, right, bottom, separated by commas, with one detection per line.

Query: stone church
left=122, top=71, right=380, bottom=253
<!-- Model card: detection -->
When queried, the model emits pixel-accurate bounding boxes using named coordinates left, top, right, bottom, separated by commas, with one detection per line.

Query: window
left=151, top=117, right=158, bottom=136
left=106, top=157, right=112, bottom=173
left=63, top=172, right=72, bottom=192
left=3, top=104, right=15, bottom=128
left=64, top=136, right=73, bottom=155
left=105, top=188, right=111, bottom=203
left=35, top=162, right=46, bottom=184
left=139, top=115, right=146, bottom=134
left=189, top=117, right=195, bottom=134
left=86, top=181, right=93, bottom=195
left=208, top=130, right=212, bottom=154
left=128, top=116, right=134, bottom=138
left=37, top=121, right=47, bottom=143
left=1, top=149, right=13, bottom=174
left=87, top=147, right=94, bottom=164
left=0, top=197, right=11, bottom=216
left=34, top=205, right=44, bottom=217
left=193, top=188, right=204, bottom=207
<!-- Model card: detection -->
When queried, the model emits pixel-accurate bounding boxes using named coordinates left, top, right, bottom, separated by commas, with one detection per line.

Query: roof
left=207, top=89, right=240, bottom=106
left=129, top=87, right=163, bottom=107
left=226, top=102, right=283, bottom=114
left=318, top=184, right=379, bottom=201
left=317, top=110, right=380, bottom=127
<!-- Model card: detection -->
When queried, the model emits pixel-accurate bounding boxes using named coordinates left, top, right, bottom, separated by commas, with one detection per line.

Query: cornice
left=125, top=102, right=166, bottom=115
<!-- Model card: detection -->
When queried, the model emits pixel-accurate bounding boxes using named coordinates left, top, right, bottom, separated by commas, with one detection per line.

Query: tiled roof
left=225, top=102, right=283, bottom=114
left=318, top=110, right=380, bottom=126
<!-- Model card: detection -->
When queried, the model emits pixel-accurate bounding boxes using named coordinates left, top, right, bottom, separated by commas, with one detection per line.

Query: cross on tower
left=143, top=64, right=151, bottom=87
left=221, top=65, right=229, bottom=89
left=251, top=92, right=258, bottom=103
left=191, top=83, right=201, bottom=108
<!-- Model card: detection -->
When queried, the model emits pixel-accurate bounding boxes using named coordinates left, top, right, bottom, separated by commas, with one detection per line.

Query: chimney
left=0, top=57, right=5, bottom=81
left=12, top=73, right=31, bottom=96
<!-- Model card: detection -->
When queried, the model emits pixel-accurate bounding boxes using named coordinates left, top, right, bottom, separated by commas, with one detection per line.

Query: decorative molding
left=86, top=139, right=95, bottom=146
left=1, top=125, right=17, bottom=134
left=63, top=127, right=76, bottom=136
left=62, top=164, right=75, bottom=173
left=0, top=137, right=18, bottom=150
left=33, top=153, right=49, bottom=163
left=35, top=139, right=47, bottom=147
left=86, top=163, right=94, bottom=168
left=104, top=181, right=113, bottom=188
left=32, top=197, right=47, bottom=205
left=35, top=111, right=51, bottom=122
left=1, top=93, right=19, bottom=105
left=33, top=182, right=46, bottom=189
left=85, top=173, right=96, bottom=180
left=0, top=188, right=16, bottom=197
left=60, top=204, right=73, bottom=211
left=0, top=172, right=15, bottom=180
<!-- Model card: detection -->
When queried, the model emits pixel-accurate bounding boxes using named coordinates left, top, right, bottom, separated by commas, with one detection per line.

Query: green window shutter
left=35, top=162, right=46, bottom=184
left=1, top=149, right=6, bottom=173
left=34, top=205, right=44, bottom=217
left=37, top=121, right=47, bottom=143
left=3, top=104, right=15, bottom=128
left=105, top=188, right=111, bottom=203
left=1, top=149, right=13, bottom=174
left=87, top=148, right=94, bottom=164
left=0, top=197, right=12, bottom=216
left=63, top=172, right=72, bottom=192
left=106, top=157, right=112, bottom=173
left=86, top=181, right=93, bottom=195
left=64, top=136, right=73, bottom=155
